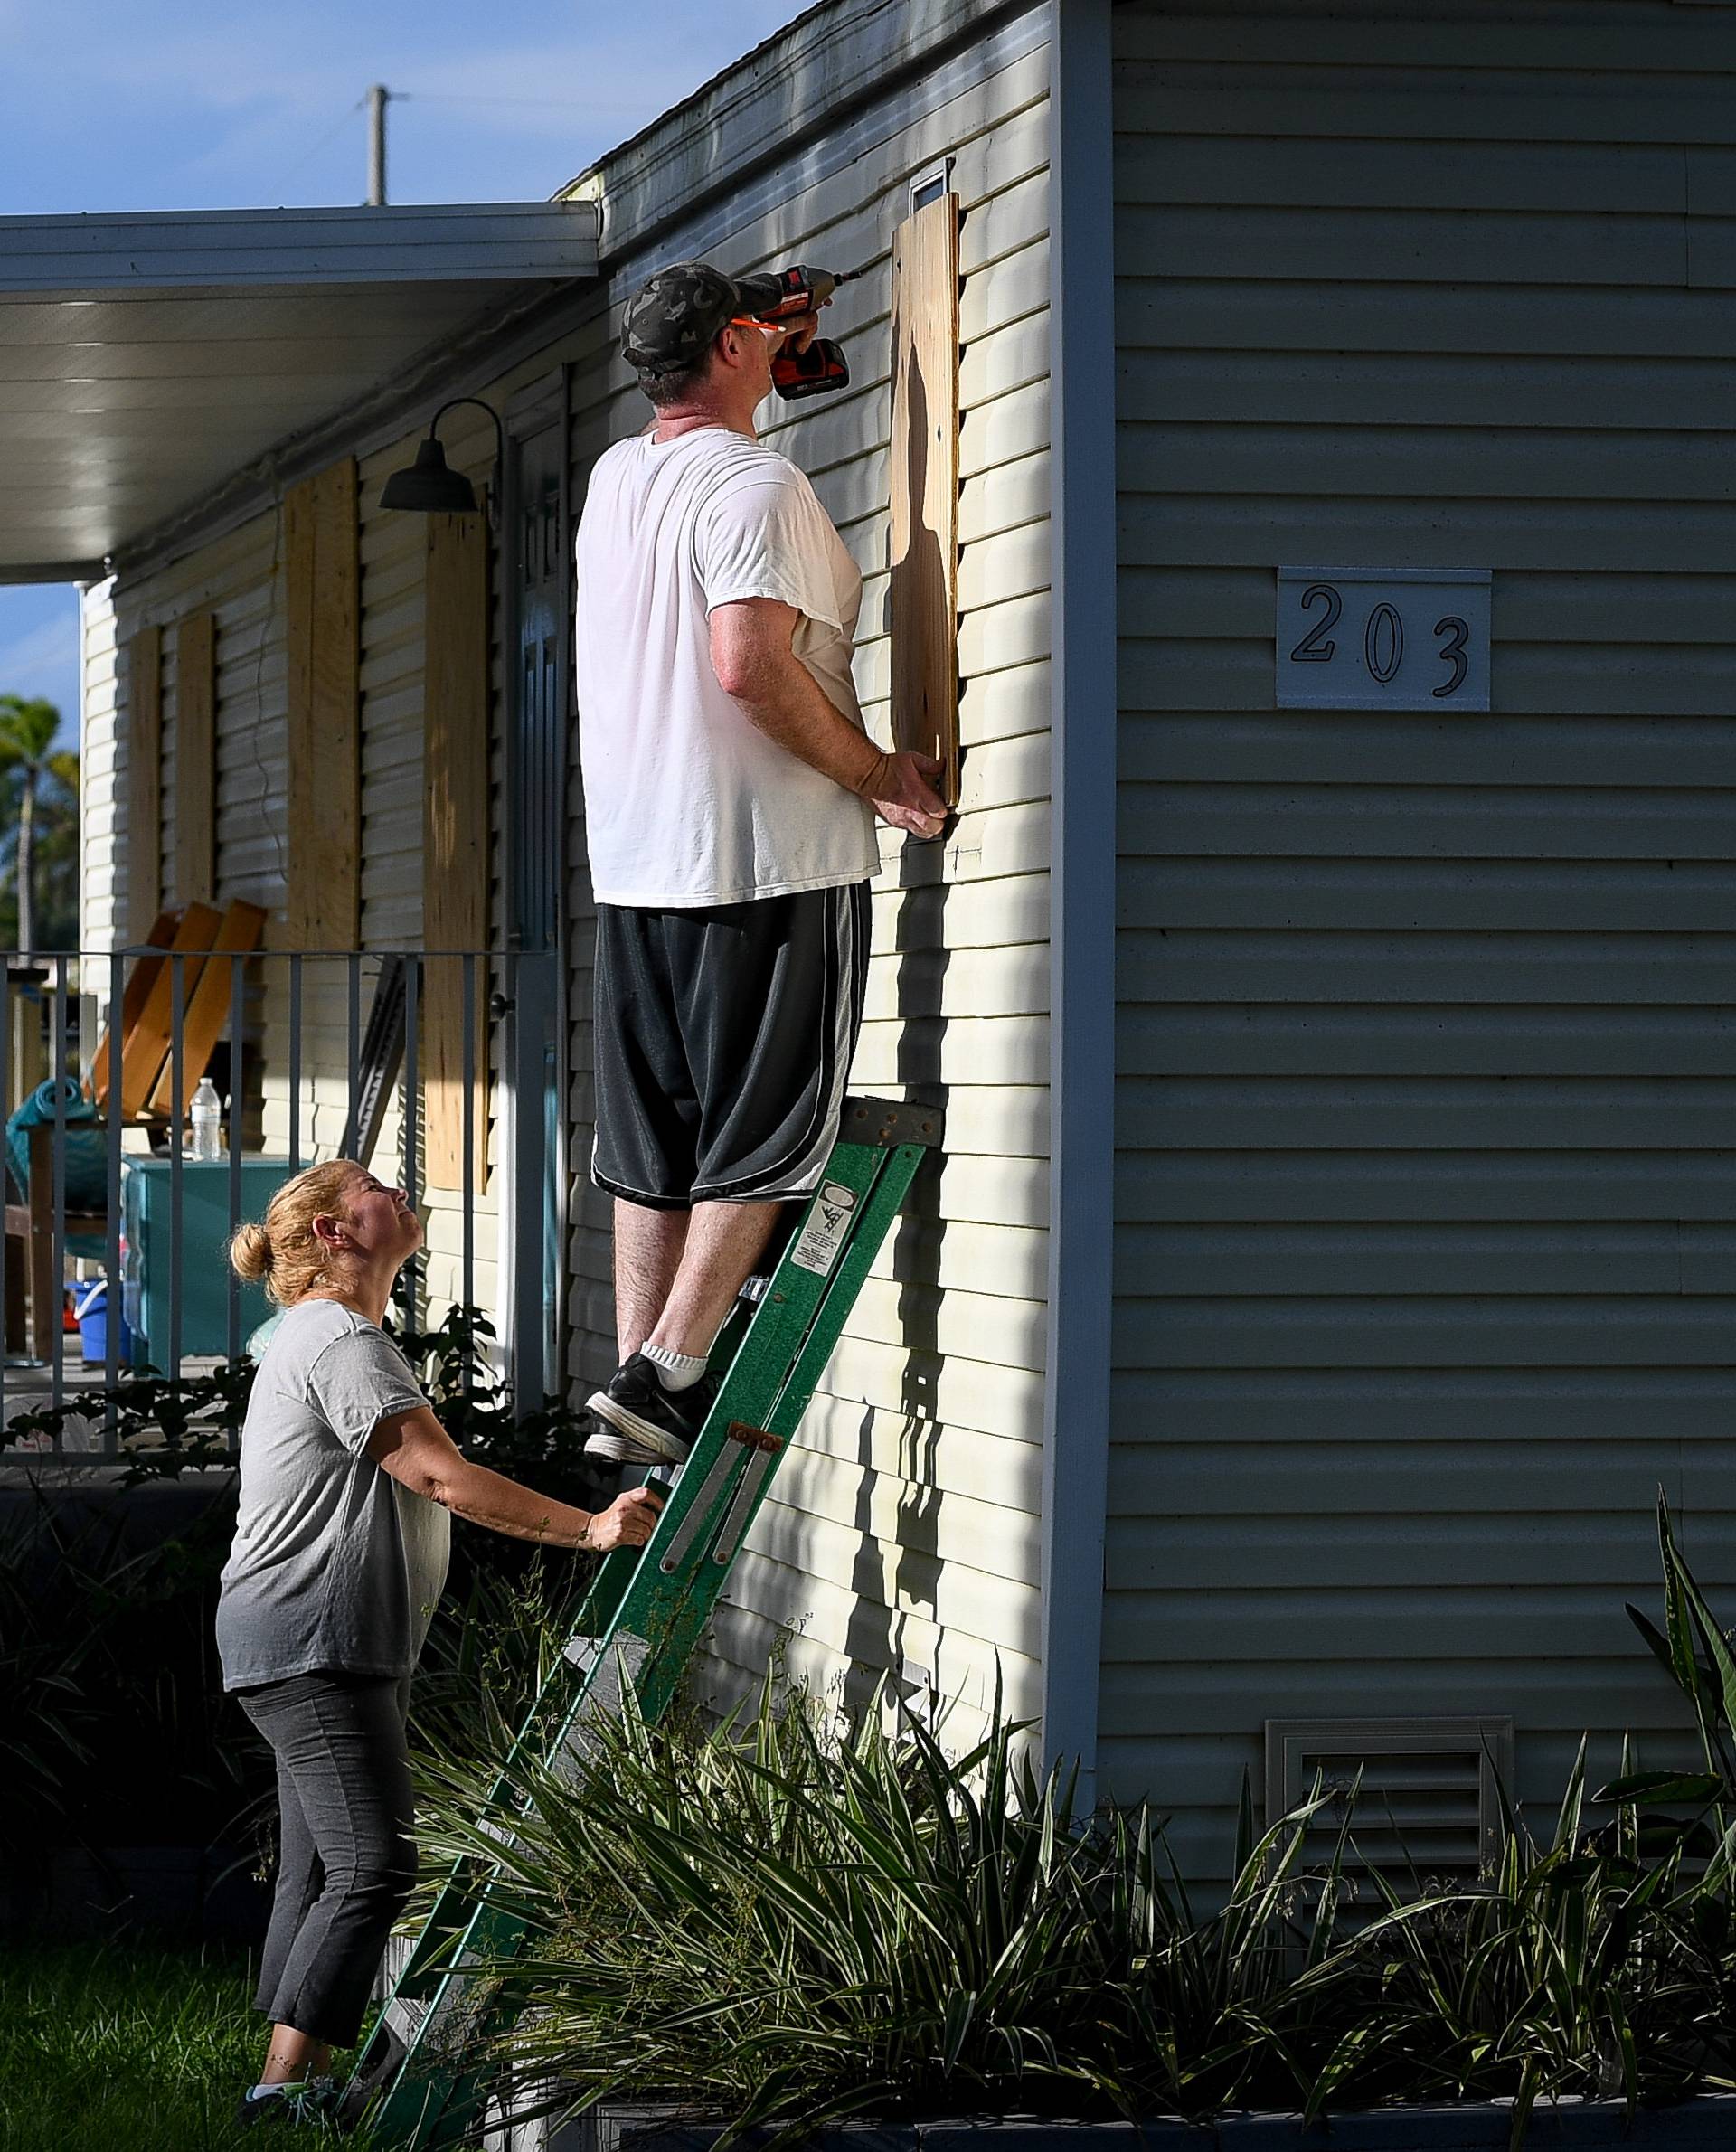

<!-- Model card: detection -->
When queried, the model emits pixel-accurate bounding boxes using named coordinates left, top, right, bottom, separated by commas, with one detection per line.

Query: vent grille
left=1264, top=1716, right=1514, bottom=1908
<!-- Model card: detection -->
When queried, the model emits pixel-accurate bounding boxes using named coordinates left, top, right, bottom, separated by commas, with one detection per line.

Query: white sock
left=641, top=1343, right=708, bottom=1392
left=248, top=2082, right=298, bottom=2100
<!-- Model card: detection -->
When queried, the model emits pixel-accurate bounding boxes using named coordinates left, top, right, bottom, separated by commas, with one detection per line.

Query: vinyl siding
left=562, top=24, right=1053, bottom=1746
left=77, top=458, right=512, bottom=1329
left=80, top=514, right=287, bottom=936
left=77, top=578, right=121, bottom=953
left=1108, top=0, right=1736, bottom=1883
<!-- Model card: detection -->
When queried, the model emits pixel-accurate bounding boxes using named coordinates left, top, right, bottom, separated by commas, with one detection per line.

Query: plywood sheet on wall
left=174, top=611, right=217, bottom=907
left=125, top=625, right=163, bottom=947
left=285, top=459, right=360, bottom=949
left=890, top=189, right=962, bottom=805
left=422, top=510, right=490, bottom=1192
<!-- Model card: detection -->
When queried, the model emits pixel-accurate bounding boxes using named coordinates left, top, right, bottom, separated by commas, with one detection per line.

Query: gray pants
left=237, top=1668, right=418, bottom=2049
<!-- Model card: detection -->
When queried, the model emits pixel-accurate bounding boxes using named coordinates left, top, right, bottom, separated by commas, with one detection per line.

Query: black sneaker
left=583, top=1353, right=717, bottom=1467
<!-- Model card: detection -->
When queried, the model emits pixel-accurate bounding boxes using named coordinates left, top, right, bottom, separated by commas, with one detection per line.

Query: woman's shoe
left=234, top=2077, right=341, bottom=2128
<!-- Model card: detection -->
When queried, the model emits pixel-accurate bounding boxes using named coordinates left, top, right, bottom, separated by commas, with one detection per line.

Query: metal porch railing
left=0, top=945, right=559, bottom=1464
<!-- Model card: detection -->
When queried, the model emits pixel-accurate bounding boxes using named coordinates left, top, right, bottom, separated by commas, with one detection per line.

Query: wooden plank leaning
left=145, top=900, right=268, bottom=1121
left=114, top=900, right=224, bottom=1120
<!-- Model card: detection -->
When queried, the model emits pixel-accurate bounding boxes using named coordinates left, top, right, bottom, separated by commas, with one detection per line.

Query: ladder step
left=656, top=1437, right=742, bottom=1574
left=710, top=1444, right=778, bottom=1566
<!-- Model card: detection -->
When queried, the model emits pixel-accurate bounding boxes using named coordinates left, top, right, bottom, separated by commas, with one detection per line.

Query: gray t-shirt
left=215, top=1298, right=451, bottom=1691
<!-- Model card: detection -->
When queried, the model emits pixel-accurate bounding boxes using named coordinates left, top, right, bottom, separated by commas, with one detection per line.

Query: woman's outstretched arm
left=366, top=1406, right=661, bottom=1551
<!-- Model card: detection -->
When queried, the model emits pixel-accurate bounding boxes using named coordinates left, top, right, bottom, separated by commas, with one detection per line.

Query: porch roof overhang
left=0, top=202, right=600, bottom=580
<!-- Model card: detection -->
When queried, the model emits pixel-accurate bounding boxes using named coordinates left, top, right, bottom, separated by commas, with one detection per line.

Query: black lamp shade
left=380, top=433, right=478, bottom=514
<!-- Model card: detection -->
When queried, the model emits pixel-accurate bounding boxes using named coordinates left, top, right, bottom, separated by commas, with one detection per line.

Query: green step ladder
left=346, top=1093, right=943, bottom=2147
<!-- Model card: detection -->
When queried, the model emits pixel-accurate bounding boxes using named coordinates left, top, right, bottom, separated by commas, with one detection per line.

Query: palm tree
left=0, top=696, right=66, bottom=954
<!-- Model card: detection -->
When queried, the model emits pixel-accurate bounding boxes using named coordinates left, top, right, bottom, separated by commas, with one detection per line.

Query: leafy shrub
left=404, top=1660, right=1395, bottom=2142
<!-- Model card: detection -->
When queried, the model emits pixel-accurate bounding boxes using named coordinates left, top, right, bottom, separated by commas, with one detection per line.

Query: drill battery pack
left=772, top=337, right=850, bottom=400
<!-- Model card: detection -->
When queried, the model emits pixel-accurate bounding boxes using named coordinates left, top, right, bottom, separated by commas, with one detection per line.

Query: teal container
left=121, top=1157, right=296, bottom=1367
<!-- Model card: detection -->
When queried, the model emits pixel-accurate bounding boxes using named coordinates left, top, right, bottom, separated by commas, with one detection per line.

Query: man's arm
left=709, top=596, right=948, bottom=839
left=366, top=1405, right=661, bottom=1551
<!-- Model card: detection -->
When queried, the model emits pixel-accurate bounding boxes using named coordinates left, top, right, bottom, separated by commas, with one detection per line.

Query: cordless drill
left=733, top=265, right=863, bottom=400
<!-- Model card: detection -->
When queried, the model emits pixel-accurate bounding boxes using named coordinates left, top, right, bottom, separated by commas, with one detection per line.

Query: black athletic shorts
left=590, top=880, right=872, bottom=1208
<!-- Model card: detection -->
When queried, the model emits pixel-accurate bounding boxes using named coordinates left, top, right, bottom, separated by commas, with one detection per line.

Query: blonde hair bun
left=228, top=1220, right=274, bottom=1284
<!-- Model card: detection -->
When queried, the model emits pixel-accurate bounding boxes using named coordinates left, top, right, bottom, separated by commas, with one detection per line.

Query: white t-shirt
left=573, top=425, right=879, bottom=907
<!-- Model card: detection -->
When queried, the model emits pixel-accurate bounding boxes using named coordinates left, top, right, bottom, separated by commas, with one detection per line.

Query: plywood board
left=125, top=625, right=163, bottom=947
left=889, top=189, right=961, bottom=806
left=120, top=900, right=222, bottom=1118
left=422, top=510, right=490, bottom=1192
left=173, top=611, right=217, bottom=907
left=90, top=906, right=178, bottom=1111
left=146, top=901, right=268, bottom=1120
left=286, top=459, right=360, bottom=949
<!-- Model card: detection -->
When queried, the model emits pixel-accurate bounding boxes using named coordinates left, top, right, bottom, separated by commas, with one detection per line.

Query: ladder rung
left=711, top=1445, right=776, bottom=1566
left=656, top=1439, right=742, bottom=1574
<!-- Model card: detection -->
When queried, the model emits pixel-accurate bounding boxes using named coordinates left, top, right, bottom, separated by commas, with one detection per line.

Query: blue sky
left=0, top=0, right=800, bottom=741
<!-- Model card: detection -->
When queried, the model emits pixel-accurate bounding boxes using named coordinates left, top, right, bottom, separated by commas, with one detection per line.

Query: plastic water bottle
left=189, top=1077, right=223, bottom=1161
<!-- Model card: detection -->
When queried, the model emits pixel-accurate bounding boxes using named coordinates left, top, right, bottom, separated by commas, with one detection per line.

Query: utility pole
left=367, top=85, right=390, bottom=206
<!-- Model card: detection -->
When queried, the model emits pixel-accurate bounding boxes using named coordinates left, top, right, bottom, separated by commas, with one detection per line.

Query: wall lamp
left=380, top=396, right=505, bottom=524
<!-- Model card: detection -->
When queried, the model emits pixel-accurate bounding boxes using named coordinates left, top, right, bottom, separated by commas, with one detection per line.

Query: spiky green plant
left=393, top=1490, right=1736, bottom=2150
left=401, top=1660, right=1372, bottom=2147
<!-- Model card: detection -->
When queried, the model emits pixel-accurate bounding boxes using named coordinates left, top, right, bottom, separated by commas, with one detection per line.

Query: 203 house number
left=1288, top=582, right=1469, bottom=698
left=1275, top=566, right=1491, bottom=712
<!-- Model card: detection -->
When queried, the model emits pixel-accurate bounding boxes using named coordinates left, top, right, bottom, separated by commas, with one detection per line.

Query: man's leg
left=588, top=1196, right=786, bottom=1465
left=613, top=1198, right=689, bottom=1362
left=643, top=1197, right=785, bottom=1362
left=586, top=885, right=868, bottom=1467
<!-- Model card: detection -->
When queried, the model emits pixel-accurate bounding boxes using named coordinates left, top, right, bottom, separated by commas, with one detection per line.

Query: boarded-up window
left=422, top=510, right=490, bottom=1191
left=889, top=189, right=962, bottom=804
left=173, top=611, right=217, bottom=907
left=285, top=459, right=361, bottom=949
left=125, top=625, right=164, bottom=946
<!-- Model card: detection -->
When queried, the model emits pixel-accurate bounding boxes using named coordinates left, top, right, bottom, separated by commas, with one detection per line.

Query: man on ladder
left=573, top=260, right=948, bottom=1472
left=347, top=260, right=952, bottom=2150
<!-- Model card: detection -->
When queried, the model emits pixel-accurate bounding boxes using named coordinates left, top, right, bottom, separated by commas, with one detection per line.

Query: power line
left=395, top=91, right=648, bottom=113
left=269, top=95, right=365, bottom=201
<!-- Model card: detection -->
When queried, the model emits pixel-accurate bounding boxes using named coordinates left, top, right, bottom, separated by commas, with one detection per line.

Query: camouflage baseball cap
left=621, top=261, right=741, bottom=373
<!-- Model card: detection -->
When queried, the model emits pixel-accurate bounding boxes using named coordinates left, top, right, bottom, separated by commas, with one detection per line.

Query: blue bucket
left=73, top=1280, right=131, bottom=1366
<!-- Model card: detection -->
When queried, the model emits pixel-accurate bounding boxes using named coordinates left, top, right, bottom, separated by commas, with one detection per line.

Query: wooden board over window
left=125, top=625, right=164, bottom=948
left=889, top=188, right=961, bottom=806
left=422, top=509, right=490, bottom=1192
left=174, top=611, right=217, bottom=907
left=285, top=459, right=360, bottom=949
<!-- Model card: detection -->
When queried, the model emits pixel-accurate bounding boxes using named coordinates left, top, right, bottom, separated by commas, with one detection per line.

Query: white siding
left=563, top=31, right=1053, bottom=1749
left=78, top=578, right=121, bottom=954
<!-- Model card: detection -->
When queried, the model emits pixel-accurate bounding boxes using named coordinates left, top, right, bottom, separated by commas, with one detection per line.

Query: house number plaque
left=1277, top=566, right=1490, bottom=712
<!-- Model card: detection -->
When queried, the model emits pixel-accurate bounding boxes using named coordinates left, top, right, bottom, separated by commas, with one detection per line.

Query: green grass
left=0, top=1940, right=394, bottom=2151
